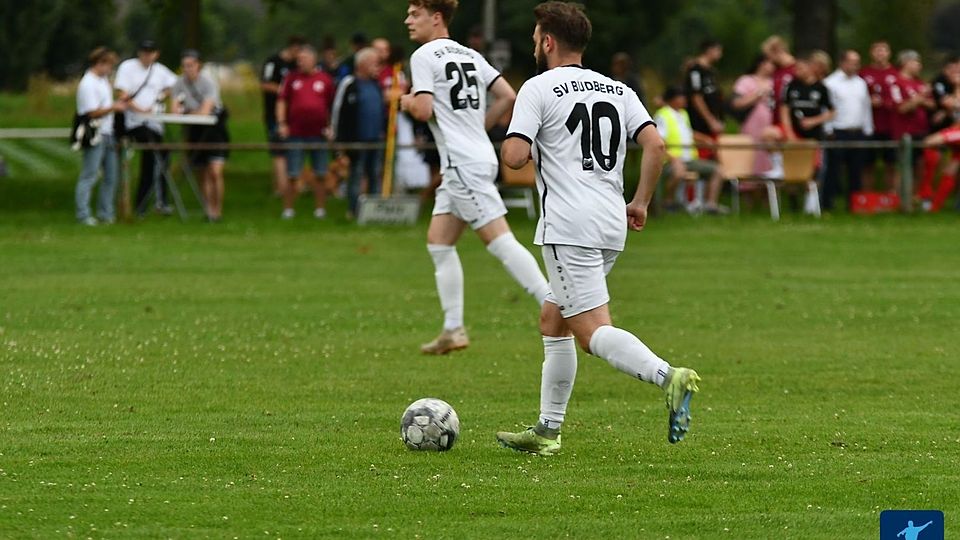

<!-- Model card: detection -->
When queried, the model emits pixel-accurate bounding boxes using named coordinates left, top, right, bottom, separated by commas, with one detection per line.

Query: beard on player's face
left=535, top=40, right=549, bottom=73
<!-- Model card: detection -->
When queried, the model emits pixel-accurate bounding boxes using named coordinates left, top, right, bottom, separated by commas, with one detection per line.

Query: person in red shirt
left=889, top=50, right=936, bottom=207
left=762, top=35, right=796, bottom=129
left=859, top=40, right=900, bottom=192
left=919, top=64, right=960, bottom=212
left=276, top=45, right=336, bottom=219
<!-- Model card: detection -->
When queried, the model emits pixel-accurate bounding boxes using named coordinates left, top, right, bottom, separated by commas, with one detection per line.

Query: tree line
left=0, top=0, right=955, bottom=92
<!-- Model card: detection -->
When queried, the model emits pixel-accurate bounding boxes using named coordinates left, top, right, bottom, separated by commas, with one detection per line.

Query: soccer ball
left=400, top=398, right=460, bottom=451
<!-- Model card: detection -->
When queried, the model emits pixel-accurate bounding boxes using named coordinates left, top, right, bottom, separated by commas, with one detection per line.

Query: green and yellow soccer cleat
left=664, top=367, right=701, bottom=444
left=496, top=426, right=561, bottom=456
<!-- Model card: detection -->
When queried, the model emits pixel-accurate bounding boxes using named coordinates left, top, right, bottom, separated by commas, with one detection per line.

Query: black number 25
left=565, top=101, right=621, bottom=171
left=445, top=62, right=480, bottom=111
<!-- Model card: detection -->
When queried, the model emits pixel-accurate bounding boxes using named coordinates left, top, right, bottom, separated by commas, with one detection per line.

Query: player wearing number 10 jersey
left=496, top=1, right=701, bottom=456
left=401, top=0, right=550, bottom=355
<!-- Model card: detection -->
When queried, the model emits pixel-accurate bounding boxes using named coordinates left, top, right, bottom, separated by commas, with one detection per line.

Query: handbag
left=70, top=113, right=101, bottom=150
left=114, top=63, right=155, bottom=138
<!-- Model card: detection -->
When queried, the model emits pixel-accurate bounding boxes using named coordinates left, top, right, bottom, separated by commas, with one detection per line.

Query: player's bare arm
left=485, top=77, right=516, bottom=131
left=400, top=92, right=433, bottom=122
left=501, top=136, right=532, bottom=170
left=275, top=100, right=289, bottom=138
left=626, top=124, right=666, bottom=231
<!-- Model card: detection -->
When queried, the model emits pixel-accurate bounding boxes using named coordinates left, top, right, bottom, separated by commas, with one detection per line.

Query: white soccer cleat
left=420, top=327, right=469, bottom=355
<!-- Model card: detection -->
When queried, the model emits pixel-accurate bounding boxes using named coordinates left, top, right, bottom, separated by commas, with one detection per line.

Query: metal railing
left=1, top=128, right=941, bottom=215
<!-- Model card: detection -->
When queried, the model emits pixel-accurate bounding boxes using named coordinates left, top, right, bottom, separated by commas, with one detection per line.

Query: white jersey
left=114, top=58, right=177, bottom=134
left=410, top=38, right=500, bottom=169
left=507, top=65, right=655, bottom=251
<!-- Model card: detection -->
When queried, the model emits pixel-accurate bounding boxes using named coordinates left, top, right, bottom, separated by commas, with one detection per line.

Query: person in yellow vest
left=654, top=86, right=729, bottom=214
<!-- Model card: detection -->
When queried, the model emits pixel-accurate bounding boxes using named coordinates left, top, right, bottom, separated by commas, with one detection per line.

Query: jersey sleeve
left=505, top=80, right=542, bottom=144
left=475, top=54, right=501, bottom=90
left=624, top=90, right=655, bottom=140
left=410, top=48, right=435, bottom=96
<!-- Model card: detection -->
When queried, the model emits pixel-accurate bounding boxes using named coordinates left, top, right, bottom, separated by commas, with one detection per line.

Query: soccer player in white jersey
left=400, top=0, right=551, bottom=355
left=495, top=2, right=701, bottom=455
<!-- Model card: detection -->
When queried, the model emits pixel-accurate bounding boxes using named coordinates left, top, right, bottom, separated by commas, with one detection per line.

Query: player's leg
left=694, top=160, right=728, bottom=214
left=475, top=218, right=551, bottom=305
left=548, top=246, right=700, bottom=443
left=421, top=209, right=469, bottom=355
left=75, top=139, right=104, bottom=224
left=496, top=299, right=573, bottom=456
left=282, top=142, right=303, bottom=219
left=454, top=163, right=549, bottom=305
left=346, top=151, right=363, bottom=217
left=96, top=135, right=119, bottom=223
left=918, top=141, right=942, bottom=206
left=208, top=158, right=225, bottom=220
left=932, top=146, right=959, bottom=212
left=267, top=123, right=285, bottom=196
left=663, top=158, right=685, bottom=210
left=309, top=146, right=328, bottom=218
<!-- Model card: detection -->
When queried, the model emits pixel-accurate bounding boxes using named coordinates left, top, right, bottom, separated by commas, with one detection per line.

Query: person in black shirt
left=610, top=52, right=646, bottom=104
left=684, top=39, right=724, bottom=144
left=779, top=55, right=835, bottom=140
left=930, top=56, right=960, bottom=133
left=261, top=35, right=305, bottom=194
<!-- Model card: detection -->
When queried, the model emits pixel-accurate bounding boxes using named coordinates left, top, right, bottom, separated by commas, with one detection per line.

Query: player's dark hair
left=744, top=53, right=768, bottom=75
left=533, top=1, right=591, bottom=53
left=945, top=55, right=960, bottom=66
left=408, top=0, right=458, bottom=26
left=287, top=35, right=307, bottom=48
left=662, top=85, right=684, bottom=102
left=699, top=39, right=722, bottom=54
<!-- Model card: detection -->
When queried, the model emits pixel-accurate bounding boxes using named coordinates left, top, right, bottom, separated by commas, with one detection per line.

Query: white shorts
left=542, top=244, right=620, bottom=318
left=432, top=163, right=507, bottom=230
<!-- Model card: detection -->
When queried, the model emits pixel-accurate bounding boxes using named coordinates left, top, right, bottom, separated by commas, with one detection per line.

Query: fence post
left=900, top=134, right=913, bottom=213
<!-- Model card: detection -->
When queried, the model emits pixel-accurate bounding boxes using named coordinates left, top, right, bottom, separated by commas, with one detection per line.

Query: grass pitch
left=1, top=170, right=958, bottom=539
left=1, top=87, right=958, bottom=536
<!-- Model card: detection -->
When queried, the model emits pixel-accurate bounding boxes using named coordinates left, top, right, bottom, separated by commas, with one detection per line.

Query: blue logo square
left=880, top=510, right=944, bottom=540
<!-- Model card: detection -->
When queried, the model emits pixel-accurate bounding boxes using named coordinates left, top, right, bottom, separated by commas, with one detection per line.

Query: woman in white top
left=75, top=47, right=126, bottom=225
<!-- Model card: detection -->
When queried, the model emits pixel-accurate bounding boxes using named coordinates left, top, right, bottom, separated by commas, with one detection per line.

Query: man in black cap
left=115, top=40, right=178, bottom=216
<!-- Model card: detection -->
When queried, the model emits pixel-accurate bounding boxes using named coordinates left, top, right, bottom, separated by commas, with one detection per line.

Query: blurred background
left=2, top=0, right=959, bottom=94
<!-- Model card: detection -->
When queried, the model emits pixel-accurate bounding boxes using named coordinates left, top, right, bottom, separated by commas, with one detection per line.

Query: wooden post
left=381, top=62, right=402, bottom=197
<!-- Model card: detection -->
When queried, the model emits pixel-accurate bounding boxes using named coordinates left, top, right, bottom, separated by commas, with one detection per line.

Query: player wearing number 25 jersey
left=496, top=1, right=701, bottom=456
left=401, top=0, right=550, bottom=356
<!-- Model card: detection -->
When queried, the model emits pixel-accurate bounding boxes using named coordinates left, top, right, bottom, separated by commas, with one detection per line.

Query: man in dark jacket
left=331, top=47, right=385, bottom=217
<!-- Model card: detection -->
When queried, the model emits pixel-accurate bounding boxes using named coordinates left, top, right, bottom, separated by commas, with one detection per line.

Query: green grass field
left=2, top=91, right=959, bottom=538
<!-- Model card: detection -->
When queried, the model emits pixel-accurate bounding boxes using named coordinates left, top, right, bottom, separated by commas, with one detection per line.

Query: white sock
left=588, top=325, right=670, bottom=386
left=427, top=244, right=464, bottom=331
left=538, top=336, right=577, bottom=430
left=486, top=233, right=551, bottom=305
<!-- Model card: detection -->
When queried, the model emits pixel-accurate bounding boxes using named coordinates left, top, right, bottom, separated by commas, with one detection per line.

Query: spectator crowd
left=71, top=30, right=960, bottom=225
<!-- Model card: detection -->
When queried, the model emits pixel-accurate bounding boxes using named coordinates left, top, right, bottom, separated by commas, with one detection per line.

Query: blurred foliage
left=1, top=0, right=955, bottom=93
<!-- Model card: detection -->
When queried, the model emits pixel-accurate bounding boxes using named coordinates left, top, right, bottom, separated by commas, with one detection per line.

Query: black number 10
left=565, top=101, right=621, bottom=171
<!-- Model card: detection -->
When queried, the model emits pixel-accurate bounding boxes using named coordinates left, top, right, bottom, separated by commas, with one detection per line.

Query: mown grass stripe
left=0, top=140, right=62, bottom=178
left=25, top=138, right=80, bottom=164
